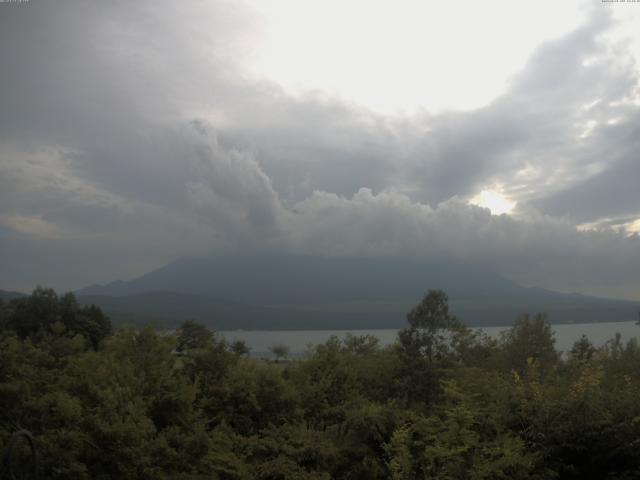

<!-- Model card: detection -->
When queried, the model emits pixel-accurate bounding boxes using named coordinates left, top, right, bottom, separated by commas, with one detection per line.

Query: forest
left=2, top=287, right=640, bottom=479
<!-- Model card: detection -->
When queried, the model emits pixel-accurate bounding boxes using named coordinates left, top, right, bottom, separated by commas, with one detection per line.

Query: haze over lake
left=221, top=321, right=640, bottom=358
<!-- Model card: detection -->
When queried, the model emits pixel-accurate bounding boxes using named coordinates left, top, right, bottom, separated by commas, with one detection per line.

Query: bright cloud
left=469, top=190, right=516, bottom=216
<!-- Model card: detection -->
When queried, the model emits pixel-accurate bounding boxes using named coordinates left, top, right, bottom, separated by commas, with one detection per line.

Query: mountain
left=0, top=289, right=28, bottom=301
left=76, top=255, right=640, bottom=329
left=77, top=255, right=523, bottom=302
left=76, top=291, right=411, bottom=330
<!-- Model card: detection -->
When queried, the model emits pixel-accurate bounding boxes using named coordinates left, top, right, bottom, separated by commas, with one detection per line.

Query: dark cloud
left=287, top=189, right=640, bottom=297
left=533, top=114, right=640, bottom=221
left=1, top=0, right=640, bottom=299
left=402, top=11, right=639, bottom=208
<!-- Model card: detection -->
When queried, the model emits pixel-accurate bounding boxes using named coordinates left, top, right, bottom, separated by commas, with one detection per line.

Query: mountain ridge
left=74, top=255, right=640, bottom=329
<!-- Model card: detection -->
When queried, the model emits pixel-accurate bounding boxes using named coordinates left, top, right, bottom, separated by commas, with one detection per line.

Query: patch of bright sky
left=602, top=4, right=640, bottom=70
left=469, top=189, right=516, bottom=216
left=577, top=216, right=640, bottom=236
left=247, top=0, right=588, bottom=114
left=627, top=218, right=640, bottom=235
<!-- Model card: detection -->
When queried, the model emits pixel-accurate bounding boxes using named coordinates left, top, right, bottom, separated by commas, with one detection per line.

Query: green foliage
left=1, top=287, right=112, bottom=349
left=176, top=319, right=215, bottom=353
left=397, top=290, right=468, bottom=405
left=2, top=286, right=640, bottom=479
left=270, top=344, right=290, bottom=362
left=230, top=340, right=251, bottom=357
left=400, top=289, right=460, bottom=363
left=498, top=313, right=559, bottom=373
left=570, top=334, right=596, bottom=362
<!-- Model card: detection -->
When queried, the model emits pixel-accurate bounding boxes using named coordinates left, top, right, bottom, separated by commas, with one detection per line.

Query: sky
left=1, top=0, right=640, bottom=299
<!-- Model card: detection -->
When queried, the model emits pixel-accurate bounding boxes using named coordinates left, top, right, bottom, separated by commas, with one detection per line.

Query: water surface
left=220, top=321, right=640, bottom=358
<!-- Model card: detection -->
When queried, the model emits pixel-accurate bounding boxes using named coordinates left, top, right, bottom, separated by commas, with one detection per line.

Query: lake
left=220, top=321, right=640, bottom=358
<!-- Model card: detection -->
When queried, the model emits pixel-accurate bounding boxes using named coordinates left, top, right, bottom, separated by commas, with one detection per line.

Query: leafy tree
left=243, top=424, right=339, bottom=479
left=270, top=344, right=290, bottom=363
left=214, top=359, right=297, bottom=434
left=2, top=288, right=111, bottom=349
left=230, top=339, right=251, bottom=357
left=499, top=313, right=559, bottom=373
left=342, top=333, right=380, bottom=356
left=570, top=335, right=596, bottom=362
left=5, top=286, right=60, bottom=338
left=4, top=286, right=640, bottom=479
left=397, top=290, right=463, bottom=405
left=399, top=290, right=460, bottom=364
left=69, top=302, right=112, bottom=349
left=449, top=326, right=498, bottom=368
left=385, top=382, right=537, bottom=480
left=176, top=319, right=214, bottom=353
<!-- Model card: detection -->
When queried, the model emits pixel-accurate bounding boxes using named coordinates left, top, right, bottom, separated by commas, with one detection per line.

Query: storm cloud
left=1, top=0, right=640, bottom=299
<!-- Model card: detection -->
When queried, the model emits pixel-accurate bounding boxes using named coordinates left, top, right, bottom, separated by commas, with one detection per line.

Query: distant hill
left=76, top=291, right=407, bottom=330
left=76, top=255, right=640, bottom=330
left=78, top=255, right=524, bottom=301
left=0, top=289, right=27, bottom=301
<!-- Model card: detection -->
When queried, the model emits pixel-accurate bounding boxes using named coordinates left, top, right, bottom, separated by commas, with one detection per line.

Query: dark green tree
left=230, top=339, right=251, bottom=357
left=3, top=288, right=110, bottom=349
left=570, top=334, right=596, bottom=362
left=6, top=286, right=59, bottom=338
left=270, top=344, right=290, bottom=363
left=176, top=319, right=214, bottom=353
left=398, top=290, right=460, bottom=364
left=397, top=290, right=463, bottom=405
left=499, top=313, right=559, bottom=372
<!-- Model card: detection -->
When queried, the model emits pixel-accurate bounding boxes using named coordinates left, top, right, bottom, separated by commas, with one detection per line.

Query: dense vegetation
left=2, top=287, right=640, bottom=479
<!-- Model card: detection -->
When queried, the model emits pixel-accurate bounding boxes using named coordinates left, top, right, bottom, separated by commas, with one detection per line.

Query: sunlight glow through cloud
left=3, top=0, right=640, bottom=298
left=470, top=189, right=516, bottom=216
